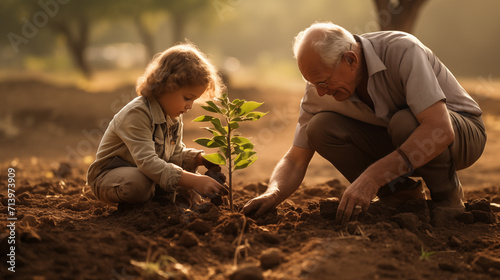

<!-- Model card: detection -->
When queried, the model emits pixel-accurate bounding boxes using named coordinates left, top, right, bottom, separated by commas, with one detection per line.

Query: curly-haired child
left=86, top=42, right=228, bottom=207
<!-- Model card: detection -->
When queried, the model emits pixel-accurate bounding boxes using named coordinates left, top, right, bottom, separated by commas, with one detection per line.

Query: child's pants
left=92, top=166, right=198, bottom=205
left=92, top=167, right=156, bottom=204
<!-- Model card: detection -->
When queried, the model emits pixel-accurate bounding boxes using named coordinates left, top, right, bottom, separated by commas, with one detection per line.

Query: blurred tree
left=373, top=0, right=428, bottom=33
left=3, top=0, right=107, bottom=78
left=127, top=0, right=213, bottom=59
left=0, top=0, right=58, bottom=56
left=2, top=0, right=214, bottom=77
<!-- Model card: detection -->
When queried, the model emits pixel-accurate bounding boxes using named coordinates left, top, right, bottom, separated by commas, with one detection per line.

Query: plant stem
left=226, top=117, right=233, bottom=212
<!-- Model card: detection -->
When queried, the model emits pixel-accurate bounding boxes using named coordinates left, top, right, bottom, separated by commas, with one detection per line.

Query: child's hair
left=136, top=42, right=224, bottom=100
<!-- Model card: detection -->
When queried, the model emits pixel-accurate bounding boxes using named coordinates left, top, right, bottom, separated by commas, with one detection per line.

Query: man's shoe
left=379, top=181, right=427, bottom=208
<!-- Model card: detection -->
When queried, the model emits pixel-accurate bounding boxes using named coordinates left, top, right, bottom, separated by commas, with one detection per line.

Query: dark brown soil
left=0, top=161, right=499, bottom=280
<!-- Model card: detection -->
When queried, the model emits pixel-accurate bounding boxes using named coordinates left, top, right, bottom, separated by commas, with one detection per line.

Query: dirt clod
left=456, top=212, right=475, bottom=224
left=260, top=247, right=282, bottom=269
left=467, top=198, right=492, bottom=212
left=210, top=195, right=224, bottom=206
left=229, top=265, right=264, bottom=280
left=473, top=255, right=500, bottom=272
left=178, top=231, right=198, bottom=248
left=346, top=221, right=361, bottom=235
left=471, top=210, right=497, bottom=224
left=319, top=197, right=339, bottom=219
left=20, top=214, right=39, bottom=227
left=187, top=219, right=212, bottom=234
left=391, top=212, right=421, bottom=231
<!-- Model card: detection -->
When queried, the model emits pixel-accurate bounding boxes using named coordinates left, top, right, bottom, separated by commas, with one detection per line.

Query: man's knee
left=306, top=112, right=345, bottom=149
left=388, top=109, right=419, bottom=146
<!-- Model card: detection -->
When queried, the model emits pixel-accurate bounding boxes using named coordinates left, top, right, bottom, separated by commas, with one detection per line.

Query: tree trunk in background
left=373, top=0, right=428, bottom=34
left=133, top=14, right=156, bottom=61
left=52, top=16, right=91, bottom=78
left=171, top=13, right=186, bottom=43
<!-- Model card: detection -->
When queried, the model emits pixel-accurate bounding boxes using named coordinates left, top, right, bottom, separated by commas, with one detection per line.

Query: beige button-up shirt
left=87, top=96, right=202, bottom=191
left=294, top=31, right=482, bottom=149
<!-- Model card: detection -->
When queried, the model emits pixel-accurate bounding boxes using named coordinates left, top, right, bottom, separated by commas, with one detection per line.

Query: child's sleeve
left=169, top=119, right=203, bottom=172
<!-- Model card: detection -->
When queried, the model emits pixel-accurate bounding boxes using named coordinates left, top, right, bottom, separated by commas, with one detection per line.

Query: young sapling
left=193, top=92, right=267, bottom=211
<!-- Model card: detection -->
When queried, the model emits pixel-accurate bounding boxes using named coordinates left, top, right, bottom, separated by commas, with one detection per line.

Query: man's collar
left=354, top=34, right=386, bottom=76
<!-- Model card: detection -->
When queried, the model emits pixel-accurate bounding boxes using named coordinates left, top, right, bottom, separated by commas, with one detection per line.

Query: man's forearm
left=365, top=121, right=454, bottom=186
left=266, top=156, right=309, bottom=207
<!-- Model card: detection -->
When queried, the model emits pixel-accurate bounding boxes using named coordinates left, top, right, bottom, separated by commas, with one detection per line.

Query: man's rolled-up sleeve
left=293, top=104, right=314, bottom=149
left=115, top=107, right=183, bottom=191
left=398, top=44, right=446, bottom=116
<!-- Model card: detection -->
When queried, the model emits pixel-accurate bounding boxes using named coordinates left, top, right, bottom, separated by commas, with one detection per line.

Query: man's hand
left=241, top=192, right=279, bottom=218
left=241, top=145, right=314, bottom=218
left=336, top=174, right=380, bottom=225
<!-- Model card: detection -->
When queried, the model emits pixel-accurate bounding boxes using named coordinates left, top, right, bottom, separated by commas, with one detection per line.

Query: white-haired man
left=242, top=22, right=486, bottom=225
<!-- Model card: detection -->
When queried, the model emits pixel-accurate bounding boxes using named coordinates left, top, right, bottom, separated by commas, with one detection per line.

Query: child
left=86, top=43, right=228, bottom=206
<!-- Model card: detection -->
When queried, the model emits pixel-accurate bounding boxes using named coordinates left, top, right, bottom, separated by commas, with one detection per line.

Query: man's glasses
left=314, top=43, right=352, bottom=89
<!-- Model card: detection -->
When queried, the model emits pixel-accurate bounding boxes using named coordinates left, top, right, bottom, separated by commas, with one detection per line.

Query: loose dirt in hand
left=1, top=161, right=499, bottom=280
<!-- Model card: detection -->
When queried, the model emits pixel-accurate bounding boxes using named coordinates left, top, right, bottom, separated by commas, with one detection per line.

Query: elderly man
left=242, top=22, right=486, bottom=225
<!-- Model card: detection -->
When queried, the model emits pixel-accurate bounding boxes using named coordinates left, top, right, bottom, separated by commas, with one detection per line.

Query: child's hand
left=178, top=171, right=229, bottom=198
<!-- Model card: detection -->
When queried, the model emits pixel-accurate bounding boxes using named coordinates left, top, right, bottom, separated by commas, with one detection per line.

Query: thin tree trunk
left=133, top=14, right=155, bottom=60
left=52, top=16, right=91, bottom=78
left=171, top=13, right=186, bottom=43
left=373, top=0, right=428, bottom=33
left=226, top=119, right=233, bottom=212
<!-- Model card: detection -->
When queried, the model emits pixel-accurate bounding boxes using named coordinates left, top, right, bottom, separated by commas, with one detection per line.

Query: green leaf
left=244, top=111, right=268, bottom=120
left=231, top=136, right=253, bottom=154
left=240, top=142, right=254, bottom=150
left=203, top=153, right=226, bottom=166
left=219, top=146, right=228, bottom=158
left=234, top=155, right=258, bottom=170
left=238, top=101, right=263, bottom=116
left=231, top=99, right=245, bottom=109
left=204, top=101, right=223, bottom=114
left=203, top=127, right=221, bottom=136
left=218, top=93, right=229, bottom=108
left=193, top=115, right=214, bottom=122
left=201, top=105, right=218, bottom=113
left=210, top=118, right=227, bottom=135
left=229, top=121, right=239, bottom=130
left=232, top=143, right=254, bottom=155
left=234, top=150, right=256, bottom=163
left=231, top=136, right=251, bottom=145
left=213, top=135, right=228, bottom=146
left=194, top=138, right=223, bottom=148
